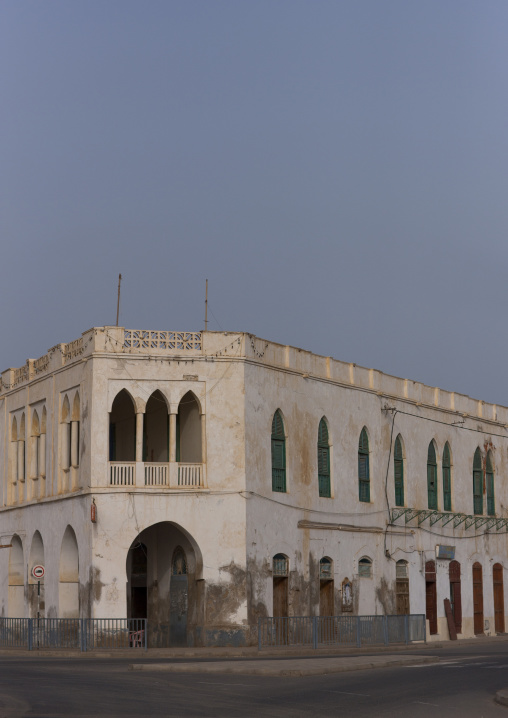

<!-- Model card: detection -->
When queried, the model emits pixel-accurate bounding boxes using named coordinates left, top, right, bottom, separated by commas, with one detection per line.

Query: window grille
left=473, top=448, right=483, bottom=515
left=318, top=418, right=331, bottom=498
left=319, top=557, right=333, bottom=580
left=396, top=560, right=408, bottom=579
left=273, top=554, right=288, bottom=577
left=358, top=428, right=370, bottom=502
left=271, top=411, right=286, bottom=493
left=427, top=442, right=438, bottom=510
left=394, top=435, right=404, bottom=506
left=358, top=558, right=372, bottom=578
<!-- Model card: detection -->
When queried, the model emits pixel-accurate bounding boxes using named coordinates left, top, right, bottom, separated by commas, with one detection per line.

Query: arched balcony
left=108, top=389, right=206, bottom=489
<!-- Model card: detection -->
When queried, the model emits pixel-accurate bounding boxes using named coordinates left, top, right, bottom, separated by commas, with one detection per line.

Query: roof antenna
left=204, top=278, right=208, bottom=331
left=116, top=273, right=122, bottom=326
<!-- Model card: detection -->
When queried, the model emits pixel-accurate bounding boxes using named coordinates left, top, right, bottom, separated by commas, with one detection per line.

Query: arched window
left=442, top=442, right=452, bottom=512
left=358, top=427, right=370, bottom=502
left=358, top=557, right=372, bottom=578
left=317, top=418, right=331, bottom=498
left=473, top=448, right=483, bottom=515
left=271, top=411, right=286, bottom=493
left=427, top=442, right=438, bottom=510
left=486, top=451, right=495, bottom=516
left=394, top=435, right=404, bottom=506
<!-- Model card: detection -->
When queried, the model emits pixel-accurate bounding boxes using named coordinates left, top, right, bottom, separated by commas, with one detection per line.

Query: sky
left=2, top=1, right=508, bottom=405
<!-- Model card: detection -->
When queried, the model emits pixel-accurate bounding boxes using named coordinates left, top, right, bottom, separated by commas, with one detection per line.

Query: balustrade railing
left=144, top=463, right=168, bottom=486
left=109, top=462, right=135, bottom=486
left=178, top=463, right=203, bottom=487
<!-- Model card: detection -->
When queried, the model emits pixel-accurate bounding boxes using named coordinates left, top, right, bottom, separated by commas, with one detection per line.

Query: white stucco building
left=1, top=326, right=507, bottom=645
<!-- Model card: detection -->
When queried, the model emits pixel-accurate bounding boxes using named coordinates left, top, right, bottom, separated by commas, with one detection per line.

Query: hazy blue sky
left=2, top=2, right=508, bottom=404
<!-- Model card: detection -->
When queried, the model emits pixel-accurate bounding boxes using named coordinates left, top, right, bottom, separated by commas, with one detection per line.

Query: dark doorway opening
left=425, top=560, right=437, bottom=635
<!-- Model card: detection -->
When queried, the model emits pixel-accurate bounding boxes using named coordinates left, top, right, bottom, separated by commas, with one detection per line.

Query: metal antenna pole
left=205, top=278, right=208, bottom=331
left=116, top=273, right=122, bottom=326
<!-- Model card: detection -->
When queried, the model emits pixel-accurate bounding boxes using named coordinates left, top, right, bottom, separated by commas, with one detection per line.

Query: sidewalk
left=0, top=632, right=506, bottom=660
left=129, top=653, right=440, bottom=676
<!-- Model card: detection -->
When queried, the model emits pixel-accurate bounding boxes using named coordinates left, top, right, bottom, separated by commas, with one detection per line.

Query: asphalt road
left=1, top=642, right=508, bottom=717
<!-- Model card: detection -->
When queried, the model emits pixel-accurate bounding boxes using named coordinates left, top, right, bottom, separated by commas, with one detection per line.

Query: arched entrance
left=126, top=522, right=202, bottom=648
left=59, top=526, right=79, bottom=618
left=473, top=562, right=484, bottom=635
left=8, top=535, right=24, bottom=617
left=425, top=560, right=437, bottom=635
left=493, top=563, right=505, bottom=634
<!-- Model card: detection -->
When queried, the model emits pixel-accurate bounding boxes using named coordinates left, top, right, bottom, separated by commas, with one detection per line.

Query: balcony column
left=200, top=413, right=206, bottom=464
left=169, top=411, right=177, bottom=463
left=135, top=412, right=144, bottom=463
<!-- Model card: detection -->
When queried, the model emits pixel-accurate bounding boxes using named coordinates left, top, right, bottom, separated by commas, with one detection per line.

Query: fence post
left=144, top=619, right=148, bottom=651
left=312, top=617, right=318, bottom=649
left=81, top=619, right=87, bottom=652
left=383, top=616, right=388, bottom=645
left=356, top=616, right=361, bottom=648
left=28, top=619, right=33, bottom=651
left=404, top=615, right=409, bottom=644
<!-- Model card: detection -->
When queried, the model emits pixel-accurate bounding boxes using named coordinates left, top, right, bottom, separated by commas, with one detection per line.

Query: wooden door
left=473, top=562, right=484, bottom=635
left=320, top=580, right=334, bottom=617
left=425, top=560, right=437, bottom=634
left=396, top=579, right=409, bottom=615
left=449, top=560, right=462, bottom=634
left=273, top=577, right=288, bottom=618
left=493, top=563, right=505, bottom=634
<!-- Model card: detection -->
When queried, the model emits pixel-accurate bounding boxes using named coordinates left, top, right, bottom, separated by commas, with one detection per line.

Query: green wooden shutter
left=442, top=443, right=452, bottom=512
left=473, top=448, right=483, bottom=515
left=427, top=442, right=437, bottom=510
left=358, top=428, right=370, bottom=502
left=486, top=452, right=495, bottom=516
left=272, top=411, right=286, bottom=492
left=318, top=418, right=331, bottom=498
left=394, top=436, right=404, bottom=507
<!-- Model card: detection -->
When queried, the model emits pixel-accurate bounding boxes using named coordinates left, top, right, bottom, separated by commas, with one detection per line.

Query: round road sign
left=32, top=565, right=44, bottom=579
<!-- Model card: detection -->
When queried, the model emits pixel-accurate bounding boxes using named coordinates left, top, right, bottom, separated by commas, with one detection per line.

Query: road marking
left=196, top=682, right=253, bottom=686
left=414, top=701, right=439, bottom=707
left=323, top=690, right=371, bottom=697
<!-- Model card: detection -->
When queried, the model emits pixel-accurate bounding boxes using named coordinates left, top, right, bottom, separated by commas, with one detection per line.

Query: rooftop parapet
left=0, top=326, right=506, bottom=426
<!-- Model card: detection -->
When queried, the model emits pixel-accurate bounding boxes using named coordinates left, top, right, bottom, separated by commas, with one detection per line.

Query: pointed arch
left=110, top=389, right=136, bottom=462
left=61, top=395, right=70, bottom=423
left=177, top=391, right=202, bottom=463
left=473, top=447, right=483, bottom=515
left=394, top=434, right=404, bottom=507
left=486, top=450, right=495, bottom=516
left=31, top=410, right=40, bottom=437
left=71, top=392, right=80, bottom=421
left=59, top=526, right=79, bottom=618
left=8, top=535, right=24, bottom=617
left=11, top=416, right=17, bottom=442
left=144, top=390, right=169, bottom=462
left=442, top=442, right=452, bottom=511
left=427, top=440, right=438, bottom=510
left=358, top=427, right=370, bottom=502
left=317, top=417, right=331, bottom=498
left=271, top=410, right=286, bottom=493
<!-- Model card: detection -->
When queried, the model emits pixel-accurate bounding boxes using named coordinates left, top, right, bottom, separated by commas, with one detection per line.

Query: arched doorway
left=493, top=563, right=504, bottom=634
left=126, top=522, right=202, bottom=648
left=273, top=554, right=289, bottom=618
left=8, top=535, right=24, bottom=617
left=473, top=562, right=484, bottom=635
left=319, top=557, right=334, bottom=616
left=144, top=391, right=168, bottom=463
left=449, top=560, right=462, bottom=634
left=28, top=532, right=45, bottom=618
left=109, top=390, right=136, bottom=462
left=425, top=560, right=437, bottom=635
left=177, top=392, right=202, bottom=462
left=59, top=526, right=79, bottom=618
